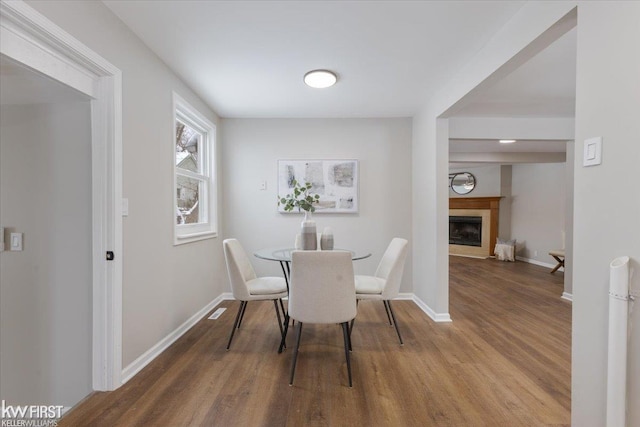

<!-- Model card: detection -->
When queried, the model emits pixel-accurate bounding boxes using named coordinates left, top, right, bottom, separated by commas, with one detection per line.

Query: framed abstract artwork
left=278, top=159, right=359, bottom=213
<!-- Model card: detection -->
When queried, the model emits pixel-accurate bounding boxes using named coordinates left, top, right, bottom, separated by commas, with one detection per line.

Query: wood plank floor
left=60, top=256, right=570, bottom=426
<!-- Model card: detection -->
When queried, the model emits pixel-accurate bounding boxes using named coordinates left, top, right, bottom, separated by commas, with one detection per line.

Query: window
left=173, top=92, right=217, bottom=244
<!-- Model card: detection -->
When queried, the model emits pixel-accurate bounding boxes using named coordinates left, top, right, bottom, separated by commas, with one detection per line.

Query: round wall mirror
left=449, top=172, right=476, bottom=195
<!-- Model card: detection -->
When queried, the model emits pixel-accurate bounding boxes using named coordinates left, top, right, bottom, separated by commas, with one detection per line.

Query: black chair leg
left=289, top=322, right=303, bottom=385
left=386, top=301, right=403, bottom=345
left=383, top=300, right=393, bottom=325
left=349, top=318, right=355, bottom=339
left=341, top=322, right=353, bottom=387
left=273, top=300, right=284, bottom=337
left=226, top=301, right=245, bottom=350
left=278, top=313, right=290, bottom=353
left=237, top=300, right=248, bottom=328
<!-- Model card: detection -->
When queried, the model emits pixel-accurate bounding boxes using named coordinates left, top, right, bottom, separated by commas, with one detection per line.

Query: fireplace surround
left=449, top=197, right=501, bottom=258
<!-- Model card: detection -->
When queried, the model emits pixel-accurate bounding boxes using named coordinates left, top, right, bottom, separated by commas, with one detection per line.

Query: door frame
left=0, top=0, right=123, bottom=390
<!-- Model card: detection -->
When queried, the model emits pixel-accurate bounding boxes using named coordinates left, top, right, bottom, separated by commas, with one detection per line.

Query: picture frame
left=278, top=159, right=359, bottom=213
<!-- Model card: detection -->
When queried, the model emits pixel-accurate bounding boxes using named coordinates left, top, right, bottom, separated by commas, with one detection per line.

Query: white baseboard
left=409, top=294, right=452, bottom=322
left=561, top=292, right=573, bottom=302
left=516, top=256, right=563, bottom=271
left=120, top=291, right=451, bottom=385
left=121, top=292, right=232, bottom=384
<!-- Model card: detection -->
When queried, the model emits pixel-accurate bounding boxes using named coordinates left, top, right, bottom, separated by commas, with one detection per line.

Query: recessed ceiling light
left=304, top=69, right=337, bottom=89
left=499, top=139, right=516, bottom=144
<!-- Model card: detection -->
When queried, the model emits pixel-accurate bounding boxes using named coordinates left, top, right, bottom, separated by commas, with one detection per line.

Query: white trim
left=561, top=292, right=573, bottom=302
left=410, top=294, right=453, bottom=323
left=516, top=255, right=563, bottom=271
left=1, top=0, right=123, bottom=391
left=121, top=294, right=231, bottom=384
left=173, top=92, right=218, bottom=245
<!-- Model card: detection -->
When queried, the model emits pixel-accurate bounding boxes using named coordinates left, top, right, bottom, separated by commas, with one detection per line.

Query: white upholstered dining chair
left=223, top=239, right=288, bottom=350
left=287, top=250, right=357, bottom=387
left=353, top=238, right=409, bottom=345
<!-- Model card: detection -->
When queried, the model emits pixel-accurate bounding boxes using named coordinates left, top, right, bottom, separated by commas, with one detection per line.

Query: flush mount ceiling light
left=499, top=139, right=517, bottom=144
left=304, top=69, right=337, bottom=88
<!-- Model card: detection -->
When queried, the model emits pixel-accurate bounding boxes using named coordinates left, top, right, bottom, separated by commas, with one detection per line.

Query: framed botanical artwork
left=278, top=159, right=359, bottom=213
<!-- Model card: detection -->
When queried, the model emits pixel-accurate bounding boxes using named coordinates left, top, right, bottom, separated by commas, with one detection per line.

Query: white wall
left=572, top=3, right=640, bottom=426
left=221, top=118, right=413, bottom=292
left=449, top=164, right=501, bottom=198
left=1, top=102, right=92, bottom=407
left=413, top=2, right=577, bottom=319
left=510, top=163, right=566, bottom=264
left=25, top=0, right=228, bottom=376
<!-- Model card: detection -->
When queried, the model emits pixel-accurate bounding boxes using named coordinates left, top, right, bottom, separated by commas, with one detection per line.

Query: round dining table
left=254, top=247, right=371, bottom=353
left=254, top=246, right=371, bottom=290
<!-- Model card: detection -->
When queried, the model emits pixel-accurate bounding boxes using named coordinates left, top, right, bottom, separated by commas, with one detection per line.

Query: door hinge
left=106, top=251, right=115, bottom=261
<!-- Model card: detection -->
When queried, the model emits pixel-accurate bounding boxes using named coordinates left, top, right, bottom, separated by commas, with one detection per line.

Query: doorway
left=0, top=54, right=93, bottom=407
left=0, top=1, right=123, bottom=400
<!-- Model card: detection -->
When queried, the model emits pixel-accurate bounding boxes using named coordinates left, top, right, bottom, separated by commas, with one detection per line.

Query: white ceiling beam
left=449, top=117, right=574, bottom=140
left=450, top=152, right=566, bottom=164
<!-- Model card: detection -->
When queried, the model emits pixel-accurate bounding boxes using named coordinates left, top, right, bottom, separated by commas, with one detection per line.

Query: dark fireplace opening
left=449, top=216, right=482, bottom=247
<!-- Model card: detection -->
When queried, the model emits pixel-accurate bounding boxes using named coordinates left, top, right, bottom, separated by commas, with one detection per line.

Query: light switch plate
left=583, top=137, right=602, bottom=166
left=10, top=232, right=23, bottom=251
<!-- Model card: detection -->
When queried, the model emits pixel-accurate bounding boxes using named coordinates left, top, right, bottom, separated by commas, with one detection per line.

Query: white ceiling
left=103, top=0, right=527, bottom=118
left=1, top=2, right=576, bottom=166
left=454, top=27, right=577, bottom=118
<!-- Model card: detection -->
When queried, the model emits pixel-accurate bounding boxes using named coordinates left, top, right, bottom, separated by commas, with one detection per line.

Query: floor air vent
left=208, top=308, right=227, bottom=320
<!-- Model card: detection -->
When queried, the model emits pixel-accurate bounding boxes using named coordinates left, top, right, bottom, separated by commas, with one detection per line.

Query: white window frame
left=173, top=92, right=217, bottom=245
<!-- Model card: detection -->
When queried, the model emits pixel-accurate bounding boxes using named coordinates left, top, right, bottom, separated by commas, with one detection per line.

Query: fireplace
left=449, top=197, right=501, bottom=258
left=449, top=216, right=482, bottom=247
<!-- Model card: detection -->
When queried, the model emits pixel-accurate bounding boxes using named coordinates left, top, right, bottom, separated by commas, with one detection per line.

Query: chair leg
left=226, top=301, right=246, bottom=350
left=385, top=301, right=403, bottom=345
left=349, top=317, right=355, bottom=339
left=273, top=300, right=284, bottom=338
left=341, top=322, right=353, bottom=387
left=349, top=300, right=358, bottom=339
left=278, top=313, right=289, bottom=354
left=237, top=300, right=248, bottom=328
left=383, top=300, right=393, bottom=325
left=289, top=322, right=303, bottom=385
left=550, top=256, right=564, bottom=274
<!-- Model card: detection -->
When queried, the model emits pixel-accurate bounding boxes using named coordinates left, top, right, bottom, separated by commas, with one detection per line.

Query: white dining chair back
left=287, top=250, right=357, bottom=386
left=222, top=239, right=288, bottom=350
left=374, top=238, right=409, bottom=300
left=354, top=238, right=409, bottom=345
left=289, top=251, right=356, bottom=323
left=224, top=238, right=258, bottom=300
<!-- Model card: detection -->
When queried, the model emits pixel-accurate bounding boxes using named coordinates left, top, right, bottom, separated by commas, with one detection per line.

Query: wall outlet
left=259, top=181, right=267, bottom=191
left=534, top=250, right=538, bottom=257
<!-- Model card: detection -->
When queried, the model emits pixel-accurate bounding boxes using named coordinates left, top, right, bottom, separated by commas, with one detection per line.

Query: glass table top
left=254, top=247, right=371, bottom=262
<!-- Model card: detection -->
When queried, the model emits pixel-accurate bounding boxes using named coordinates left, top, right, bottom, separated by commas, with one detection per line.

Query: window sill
left=174, top=230, right=217, bottom=246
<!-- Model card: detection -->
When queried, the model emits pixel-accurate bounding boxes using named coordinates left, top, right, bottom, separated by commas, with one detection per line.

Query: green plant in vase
left=278, top=180, right=320, bottom=213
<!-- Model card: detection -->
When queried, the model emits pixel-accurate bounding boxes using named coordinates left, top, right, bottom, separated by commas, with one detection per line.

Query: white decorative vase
left=320, top=227, right=334, bottom=250
left=300, top=210, right=317, bottom=250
